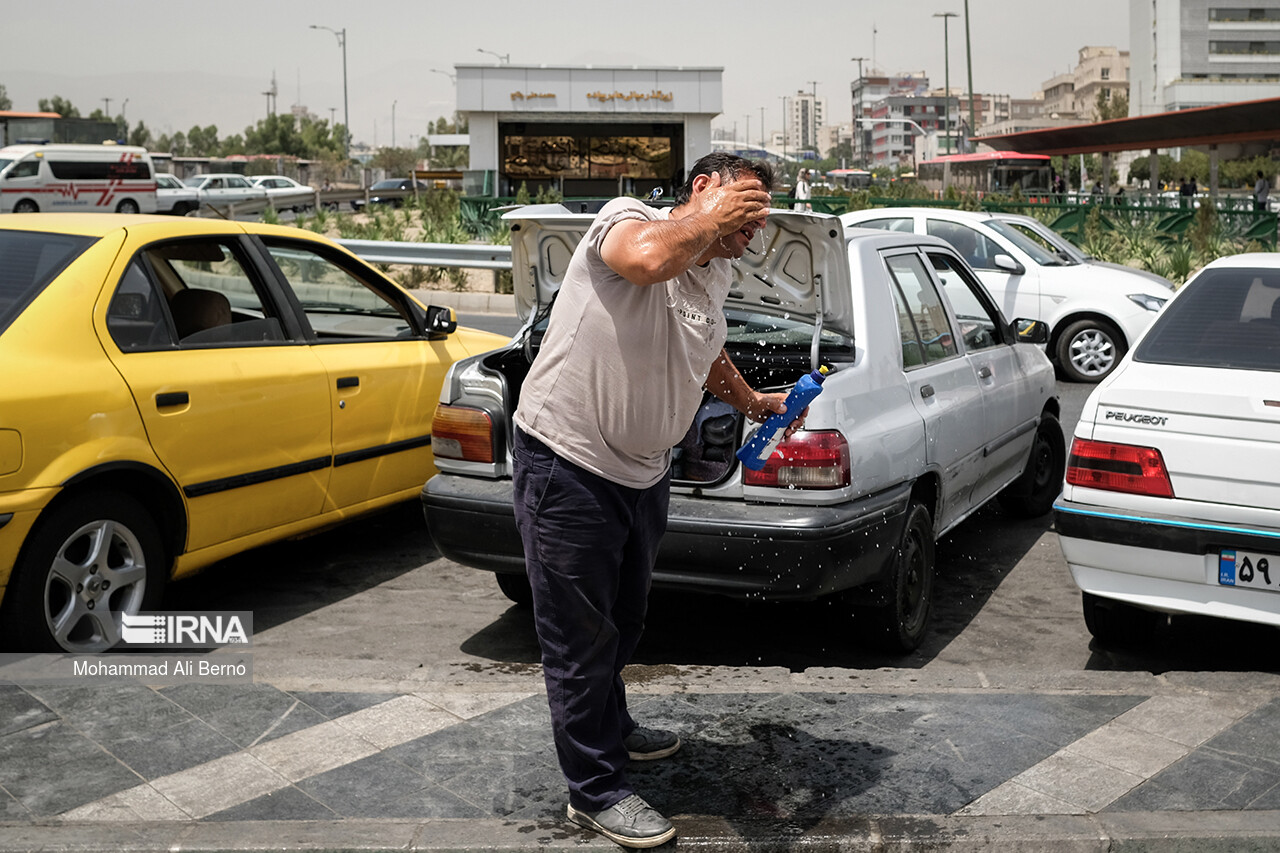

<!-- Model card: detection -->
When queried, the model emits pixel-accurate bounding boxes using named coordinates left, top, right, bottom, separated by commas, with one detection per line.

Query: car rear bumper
left=1055, top=498, right=1280, bottom=626
left=422, top=475, right=912, bottom=600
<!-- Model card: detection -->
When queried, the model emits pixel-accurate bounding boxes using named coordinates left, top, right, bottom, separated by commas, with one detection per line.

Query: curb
left=8, top=812, right=1280, bottom=852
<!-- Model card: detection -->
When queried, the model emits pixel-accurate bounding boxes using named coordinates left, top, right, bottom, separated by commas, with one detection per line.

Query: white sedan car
left=251, top=175, right=315, bottom=211
left=840, top=207, right=1175, bottom=382
left=1056, top=254, right=1280, bottom=646
left=182, top=173, right=269, bottom=212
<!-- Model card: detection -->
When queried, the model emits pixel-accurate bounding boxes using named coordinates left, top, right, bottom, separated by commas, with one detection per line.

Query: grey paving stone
left=383, top=719, right=555, bottom=787
left=203, top=785, right=340, bottom=821
left=288, top=690, right=399, bottom=720
left=0, top=722, right=139, bottom=817
left=101, top=717, right=240, bottom=779
left=295, top=751, right=435, bottom=817
left=23, top=683, right=194, bottom=741
left=436, top=761, right=565, bottom=819
left=1198, top=698, right=1280, bottom=774
left=1109, top=750, right=1280, bottom=812
left=0, top=788, right=29, bottom=821
left=159, top=682, right=328, bottom=747
left=0, top=687, right=55, bottom=737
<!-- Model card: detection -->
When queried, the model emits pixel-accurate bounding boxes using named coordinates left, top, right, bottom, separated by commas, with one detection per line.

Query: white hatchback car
left=1056, top=254, right=1280, bottom=646
left=840, top=207, right=1175, bottom=382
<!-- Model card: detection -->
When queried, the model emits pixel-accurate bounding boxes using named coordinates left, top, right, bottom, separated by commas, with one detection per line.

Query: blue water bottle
left=736, top=366, right=829, bottom=471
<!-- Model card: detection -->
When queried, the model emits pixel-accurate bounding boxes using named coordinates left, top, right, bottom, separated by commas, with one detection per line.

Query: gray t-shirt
left=514, top=197, right=733, bottom=488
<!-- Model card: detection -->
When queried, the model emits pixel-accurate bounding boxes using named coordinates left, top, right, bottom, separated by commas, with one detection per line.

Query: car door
left=100, top=234, right=332, bottom=552
left=925, top=218, right=1040, bottom=327
left=256, top=237, right=472, bottom=510
left=884, top=249, right=986, bottom=528
left=927, top=250, right=1036, bottom=507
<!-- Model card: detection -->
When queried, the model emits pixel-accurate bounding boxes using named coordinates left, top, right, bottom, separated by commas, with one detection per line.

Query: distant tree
left=370, top=146, right=417, bottom=176
left=1094, top=90, right=1129, bottom=122
left=0, top=85, right=11, bottom=111
left=186, top=125, right=219, bottom=157
left=38, top=96, right=80, bottom=118
left=240, top=114, right=342, bottom=159
left=128, top=121, right=153, bottom=149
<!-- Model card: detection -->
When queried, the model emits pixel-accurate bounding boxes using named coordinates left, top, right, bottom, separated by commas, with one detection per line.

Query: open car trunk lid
left=503, top=204, right=855, bottom=349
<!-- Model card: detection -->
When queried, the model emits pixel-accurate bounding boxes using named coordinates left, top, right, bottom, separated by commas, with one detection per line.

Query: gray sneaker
left=567, top=794, right=675, bottom=848
left=623, top=726, right=681, bottom=761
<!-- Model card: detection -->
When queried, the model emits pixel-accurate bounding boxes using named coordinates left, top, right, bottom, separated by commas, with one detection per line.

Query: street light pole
left=934, top=12, right=958, bottom=155
left=392, top=100, right=397, bottom=148
left=310, top=25, right=350, bottom=161
left=759, top=106, right=765, bottom=149
left=476, top=48, right=509, bottom=64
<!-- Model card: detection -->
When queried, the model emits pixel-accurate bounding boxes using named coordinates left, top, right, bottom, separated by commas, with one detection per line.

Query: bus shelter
left=976, top=96, right=1280, bottom=201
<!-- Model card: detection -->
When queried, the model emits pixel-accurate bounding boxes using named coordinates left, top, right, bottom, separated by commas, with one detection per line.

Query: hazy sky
left=2, top=0, right=1128, bottom=147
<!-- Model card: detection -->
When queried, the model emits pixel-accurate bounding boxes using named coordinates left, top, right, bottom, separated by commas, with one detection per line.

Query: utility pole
left=102, top=97, right=112, bottom=117
left=759, top=106, right=765, bottom=149
left=934, top=12, right=958, bottom=154
left=964, top=0, right=976, bottom=144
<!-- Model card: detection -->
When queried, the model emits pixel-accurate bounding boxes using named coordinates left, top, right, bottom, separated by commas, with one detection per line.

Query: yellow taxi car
left=0, top=214, right=507, bottom=652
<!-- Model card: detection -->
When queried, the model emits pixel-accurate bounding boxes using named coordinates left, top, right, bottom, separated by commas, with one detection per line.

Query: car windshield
left=0, top=230, right=97, bottom=336
left=983, top=219, right=1069, bottom=266
left=182, top=177, right=204, bottom=188
left=1001, top=220, right=1087, bottom=264
left=0, top=158, right=13, bottom=172
left=371, top=180, right=403, bottom=190
left=1135, top=267, right=1280, bottom=371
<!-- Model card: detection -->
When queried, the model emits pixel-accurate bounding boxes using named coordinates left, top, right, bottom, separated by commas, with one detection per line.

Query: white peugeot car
left=840, top=207, right=1175, bottom=382
left=1056, top=254, right=1280, bottom=646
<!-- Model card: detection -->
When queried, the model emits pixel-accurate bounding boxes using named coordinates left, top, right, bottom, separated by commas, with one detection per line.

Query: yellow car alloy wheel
left=5, top=490, right=165, bottom=653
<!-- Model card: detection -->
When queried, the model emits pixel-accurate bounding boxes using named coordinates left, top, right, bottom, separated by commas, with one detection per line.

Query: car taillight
left=742, top=430, right=850, bottom=489
left=431, top=404, right=494, bottom=463
left=1065, top=437, right=1173, bottom=498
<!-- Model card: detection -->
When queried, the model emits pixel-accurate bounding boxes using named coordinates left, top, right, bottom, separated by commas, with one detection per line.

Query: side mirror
left=1013, top=319, right=1049, bottom=344
left=993, top=254, right=1026, bottom=276
left=425, top=304, right=457, bottom=335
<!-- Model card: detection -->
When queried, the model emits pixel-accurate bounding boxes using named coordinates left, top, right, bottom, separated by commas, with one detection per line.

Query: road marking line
left=58, top=692, right=531, bottom=822
left=958, top=694, right=1268, bottom=816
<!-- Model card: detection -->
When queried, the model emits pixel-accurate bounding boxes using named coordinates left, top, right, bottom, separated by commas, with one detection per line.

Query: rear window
left=1135, top=267, right=1280, bottom=370
left=0, top=230, right=97, bottom=335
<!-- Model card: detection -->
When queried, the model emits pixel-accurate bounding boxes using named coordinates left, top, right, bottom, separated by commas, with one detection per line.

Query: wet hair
left=673, top=152, right=775, bottom=206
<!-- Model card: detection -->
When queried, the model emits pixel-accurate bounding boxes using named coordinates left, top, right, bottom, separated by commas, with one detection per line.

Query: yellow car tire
left=3, top=490, right=166, bottom=653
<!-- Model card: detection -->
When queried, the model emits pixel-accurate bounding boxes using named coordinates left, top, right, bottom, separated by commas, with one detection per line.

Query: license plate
left=1219, top=549, right=1280, bottom=590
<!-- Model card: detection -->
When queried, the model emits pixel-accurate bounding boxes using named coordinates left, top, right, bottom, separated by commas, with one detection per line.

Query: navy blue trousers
left=512, top=427, right=670, bottom=811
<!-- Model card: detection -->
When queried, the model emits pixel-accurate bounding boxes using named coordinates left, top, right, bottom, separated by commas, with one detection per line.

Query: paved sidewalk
left=5, top=664, right=1280, bottom=851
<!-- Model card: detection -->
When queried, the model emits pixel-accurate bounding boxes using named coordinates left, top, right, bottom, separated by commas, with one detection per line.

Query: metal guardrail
left=338, top=239, right=512, bottom=270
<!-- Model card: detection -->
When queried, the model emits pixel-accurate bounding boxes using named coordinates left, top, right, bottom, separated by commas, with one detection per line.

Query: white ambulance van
left=0, top=143, right=157, bottom=214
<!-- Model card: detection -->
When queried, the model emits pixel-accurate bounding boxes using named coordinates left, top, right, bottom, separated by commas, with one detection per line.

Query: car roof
left=0, top=214, right=335, bottom=243
left=841, top=207, right=992, bottom=223
left=1201, top=253, right=1280, bottom=270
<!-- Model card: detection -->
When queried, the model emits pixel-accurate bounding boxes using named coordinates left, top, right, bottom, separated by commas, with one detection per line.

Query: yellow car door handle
left=155, top=391, right=189, bottom=408
left=336, top=376, right=359, bottom=389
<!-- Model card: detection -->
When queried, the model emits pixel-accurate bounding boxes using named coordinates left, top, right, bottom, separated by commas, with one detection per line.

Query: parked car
left=351, top=178, right=430, bottom=211
left=182, top=173, right=269, bottom=212
left=1056, top=253, right=1280, bottom=646
left=840, top=207, right=1175, bottom=383
left=155, top=172, right=200, bottom=216
left=422, top=206, right=1065, bottom=652
left=252, top=175, right=316, bottom=212
left=0, top=214, right=507, bottom=653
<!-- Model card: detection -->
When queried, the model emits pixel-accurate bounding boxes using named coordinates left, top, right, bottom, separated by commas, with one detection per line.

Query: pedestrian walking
left=1256, top=170, right=1271, bottom=212
left=511, top=152, right=797, bottom=849
left=794, top=168, right=812, bottom=212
